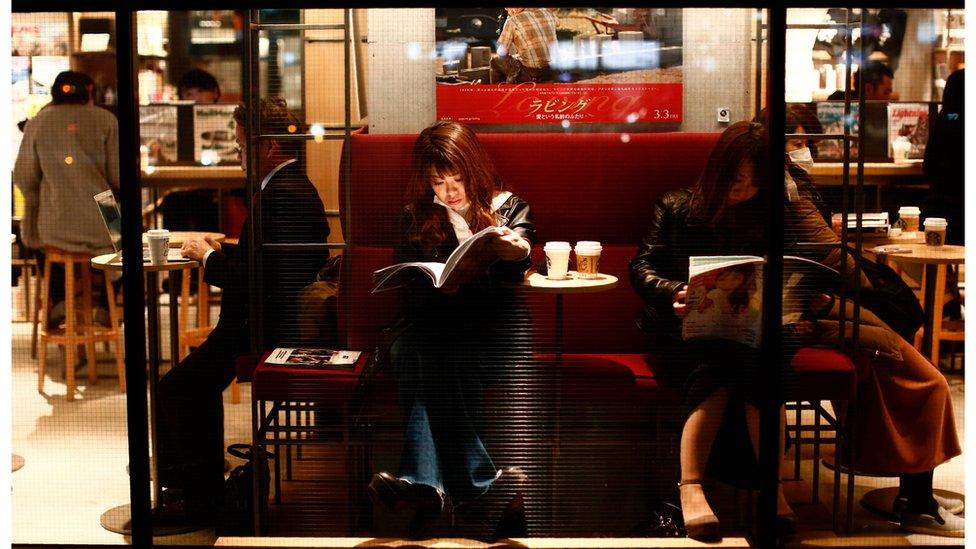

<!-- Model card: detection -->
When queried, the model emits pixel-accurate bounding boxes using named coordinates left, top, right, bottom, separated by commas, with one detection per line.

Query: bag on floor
left=215, top=443, right=274, bottom=536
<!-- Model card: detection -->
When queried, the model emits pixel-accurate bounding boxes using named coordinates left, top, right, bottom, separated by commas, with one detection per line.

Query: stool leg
left=24, top=262, right=32, bottom=322
left=37, top=259, right=51, bottom=394
left=81, top=265, right=97, bottom=385
left=930, top=265, right=947, bottom=366
left=31, top=262, right=43, bottom=359
left=231, top=379, right=241, bottom=404
left=104, top=271, right=126, bottom=393
left=64, top=260, right=76, bottom=402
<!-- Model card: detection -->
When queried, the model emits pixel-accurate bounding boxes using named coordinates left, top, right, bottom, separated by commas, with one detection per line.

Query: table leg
left=169, top=273, right=181, bottom=370
left=145, top=272, right=162, bottom=506
left=919, top=264, right=939, bottom=366
left=929, top=265, right=947, bottom=366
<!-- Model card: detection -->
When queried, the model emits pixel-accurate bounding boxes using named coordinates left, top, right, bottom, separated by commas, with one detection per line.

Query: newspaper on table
left=265, top=348, right=362, bottom=370
left=682, top=255, right=839, bottom=348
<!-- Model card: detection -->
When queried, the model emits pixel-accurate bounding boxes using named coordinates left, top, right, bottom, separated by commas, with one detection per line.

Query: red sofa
left=337, top=131, right=724, bottom=396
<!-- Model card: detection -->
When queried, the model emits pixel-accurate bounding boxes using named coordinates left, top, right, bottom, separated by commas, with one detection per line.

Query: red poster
left=437, top=83, right=682, bottom=124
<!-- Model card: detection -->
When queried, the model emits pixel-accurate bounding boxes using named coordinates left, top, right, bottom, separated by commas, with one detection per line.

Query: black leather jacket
left=629, top=188, right=767, bottom=340
left=394, top=193, right=536, bottom=326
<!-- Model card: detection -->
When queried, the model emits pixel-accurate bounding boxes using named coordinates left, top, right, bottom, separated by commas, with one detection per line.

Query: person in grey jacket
left=14, top=71, right=119, bottom=326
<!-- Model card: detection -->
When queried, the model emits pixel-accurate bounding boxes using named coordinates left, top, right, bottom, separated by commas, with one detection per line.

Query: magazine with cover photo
left=682, top=255, right=839, bottom=348
left=265, top=348, right=362, bottom=369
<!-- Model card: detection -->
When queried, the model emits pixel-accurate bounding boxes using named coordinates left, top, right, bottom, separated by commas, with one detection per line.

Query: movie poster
left=435, top=8, right=682, bottom=125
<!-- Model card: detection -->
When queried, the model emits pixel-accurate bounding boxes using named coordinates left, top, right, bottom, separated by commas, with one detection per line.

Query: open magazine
left=265, top=348, right=362, bottom=369
left=372, top=225, right=503, bottom=293
left=682, top=255, right=839, bottom=348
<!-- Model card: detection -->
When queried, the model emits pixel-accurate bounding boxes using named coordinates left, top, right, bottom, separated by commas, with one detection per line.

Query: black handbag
left=857, top=256, right=925, bottom=342
left=215, top=444, right=274, bottom=536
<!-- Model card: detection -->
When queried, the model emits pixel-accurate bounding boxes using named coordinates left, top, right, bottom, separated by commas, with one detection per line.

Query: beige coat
left=14, top=104, right=119, bottom=254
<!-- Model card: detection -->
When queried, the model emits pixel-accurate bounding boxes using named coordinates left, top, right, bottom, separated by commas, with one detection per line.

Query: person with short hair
left=177, top=68, right=221, bottom=103
left=827, top=60, right=894, bottom=101
left=154, top=96, right=330, bottom=527
left=14, top=71, right=119, bottom=328
left=489, top=8, right=558, bottom=84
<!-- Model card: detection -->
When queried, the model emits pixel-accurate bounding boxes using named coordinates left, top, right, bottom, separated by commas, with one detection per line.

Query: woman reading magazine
left=630, top=121, right=961, bottom=541
left=366, top=121, right=536, bottom=540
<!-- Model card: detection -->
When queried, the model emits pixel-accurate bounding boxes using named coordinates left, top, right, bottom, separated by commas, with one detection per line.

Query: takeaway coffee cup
left=898, top=206, right=921, bottom=236
left=544, top=241, right=571, bottom=280
left=924, top=217, right=947, bottom=247
left=146, top=229, right=170, bottom=265
left=574, top=241, right=603, bottom=279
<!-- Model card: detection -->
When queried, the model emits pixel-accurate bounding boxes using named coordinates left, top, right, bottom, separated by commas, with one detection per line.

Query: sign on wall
left=435, top=7, right=683, bottom=125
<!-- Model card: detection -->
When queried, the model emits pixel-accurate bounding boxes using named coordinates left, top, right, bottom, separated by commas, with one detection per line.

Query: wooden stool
left=177, top=267, right=240, bottom=404
left=37, top=248, right=126, bottom=401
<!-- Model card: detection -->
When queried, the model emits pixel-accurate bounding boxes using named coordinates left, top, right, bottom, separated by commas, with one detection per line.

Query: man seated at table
left=153, top=96, right=330, bottom=526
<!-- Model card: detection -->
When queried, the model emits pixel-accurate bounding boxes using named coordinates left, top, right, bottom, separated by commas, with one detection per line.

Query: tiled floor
left=8, top=284, right=966, bottom=546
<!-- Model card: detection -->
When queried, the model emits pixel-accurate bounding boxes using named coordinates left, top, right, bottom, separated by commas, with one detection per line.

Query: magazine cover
left=816, top=102, right=858, bottom=160
left=193, top=104, right=237, bottom=165
left=265, top=348, right=362, bottom=369
left=887, top=102, right=929, bottom=160
left=683, top=256, right=763, bottom=348
left=140, top=105, right=179, bottom=164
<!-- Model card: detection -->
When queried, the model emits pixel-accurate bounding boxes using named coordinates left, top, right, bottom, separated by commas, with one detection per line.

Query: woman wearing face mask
left=367, top=121, right=535, bottom=540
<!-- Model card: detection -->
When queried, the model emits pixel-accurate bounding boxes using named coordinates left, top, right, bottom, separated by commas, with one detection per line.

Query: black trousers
left=156, top=319, right=247, bottom=502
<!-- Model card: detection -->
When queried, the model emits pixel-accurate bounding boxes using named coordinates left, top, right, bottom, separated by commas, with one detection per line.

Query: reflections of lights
left=200, top=150, right=220, bottom=166
left=440, top=41, right=469, bottom=63
left=407, top=42, right=423, bottom=60
left=620, top=133, right=631, bottom=143
left=626, top=112, right=639, bottom=124
left=552, top=39, right=665, bottom=71
left=309, top=124, right=325, bottom=137
left=560, top=120, right=571, bottom=130
left=64, top=155, right=73, bottom=165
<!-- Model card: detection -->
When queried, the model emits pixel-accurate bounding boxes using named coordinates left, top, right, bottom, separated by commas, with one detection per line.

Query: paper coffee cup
left=146, top=229, right=170, bottom=265
left=544, top=241, right=571, bottom=280
left=899, top=206, right=920, bottom=235
left=574, top=241, right=602, bottom=279
left=924, top=217, right=947, bottom=247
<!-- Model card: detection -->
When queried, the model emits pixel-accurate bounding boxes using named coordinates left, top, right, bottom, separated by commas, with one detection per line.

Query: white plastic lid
left=147, top=229, right=170, bottom=236
left=898, top=206, right=921, bottom=215
left=924, top=217, right=948, bottom=228
left=574, top=240, right=602, bottom=252
left=544, top=241, right=571, bottom=251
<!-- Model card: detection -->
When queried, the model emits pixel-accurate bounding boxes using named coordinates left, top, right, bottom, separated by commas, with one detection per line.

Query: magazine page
left=439, top=225, right=502, bottom=282
left=372, top=262, right=444, bottom=293
left=817, top=102, right=859, bottom=160
left=265, top=348, right=362, bottom=369
left=683, top=256, right=763, bottom=348
left=887, top=103, right=930, bottom=160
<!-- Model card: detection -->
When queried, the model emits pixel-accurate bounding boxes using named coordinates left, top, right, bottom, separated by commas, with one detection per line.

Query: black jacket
left=204, top=160, right=330, bottom=345
left=394, top=194, right=535, bottom=328
left=629, top=189, right=768, bottom=341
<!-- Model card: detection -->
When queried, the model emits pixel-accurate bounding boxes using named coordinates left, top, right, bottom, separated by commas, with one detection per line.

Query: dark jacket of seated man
left=155, top=155, right=330, bottom=520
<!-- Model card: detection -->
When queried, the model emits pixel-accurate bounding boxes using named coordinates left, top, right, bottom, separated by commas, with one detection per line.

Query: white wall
left=367, top=9, right=435, bottom=134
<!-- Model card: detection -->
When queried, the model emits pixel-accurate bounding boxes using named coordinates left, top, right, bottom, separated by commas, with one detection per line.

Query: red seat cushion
left=788, top=347, right=857, bottom=401
left=252, top=354, right=366, bottom=403
left=536, top=352, right=681, bottom=402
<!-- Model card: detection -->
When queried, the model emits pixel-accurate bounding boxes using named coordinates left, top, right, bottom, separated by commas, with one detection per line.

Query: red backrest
left=339, top=131, right=721, bottom=352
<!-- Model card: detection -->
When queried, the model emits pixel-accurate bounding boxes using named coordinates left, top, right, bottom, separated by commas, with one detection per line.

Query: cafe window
left=9, top=5, right=966, bottom=547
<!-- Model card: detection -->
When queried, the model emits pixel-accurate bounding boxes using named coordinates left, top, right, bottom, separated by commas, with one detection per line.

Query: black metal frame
left=9, top=2, right=964, bottom=547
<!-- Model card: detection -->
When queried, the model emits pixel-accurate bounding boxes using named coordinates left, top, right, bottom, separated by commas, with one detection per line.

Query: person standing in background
left=490, top=8, right=558, bottom=84
left=13, top=70, right=119, bottom=327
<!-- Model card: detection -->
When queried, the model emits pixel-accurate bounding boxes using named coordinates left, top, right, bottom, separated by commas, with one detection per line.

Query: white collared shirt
left=434, top=190, right=513, bottom=243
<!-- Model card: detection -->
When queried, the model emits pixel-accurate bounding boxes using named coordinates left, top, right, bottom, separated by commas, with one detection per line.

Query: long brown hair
left=406, top=121, right=501, bottom=248
left=690, top=121, right=770, bottom=226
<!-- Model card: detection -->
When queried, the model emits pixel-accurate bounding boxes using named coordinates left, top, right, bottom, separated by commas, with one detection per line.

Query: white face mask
left=788, top=147, right=814, bottom=173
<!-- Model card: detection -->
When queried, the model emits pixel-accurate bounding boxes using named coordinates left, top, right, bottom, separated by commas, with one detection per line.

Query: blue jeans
left=389, top=324, right=499, bottom=504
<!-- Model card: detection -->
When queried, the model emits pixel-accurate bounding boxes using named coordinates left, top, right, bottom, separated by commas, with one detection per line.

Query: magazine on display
left=372, top=225, right=503, bottom=292
left=816, top=102, right=859, bottom=160
left=265, top=348, right=362, bottom=369
left=887, top=103, right=930, bottom=160
left=682, top=255, right=839, bottom=348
